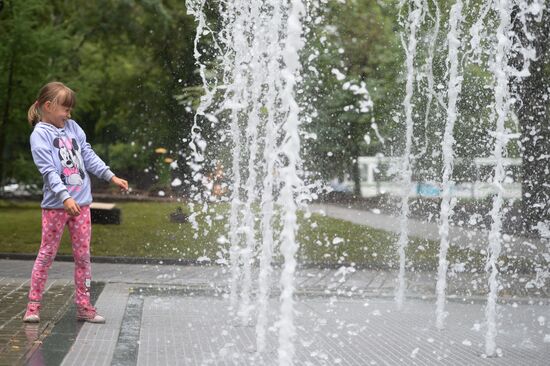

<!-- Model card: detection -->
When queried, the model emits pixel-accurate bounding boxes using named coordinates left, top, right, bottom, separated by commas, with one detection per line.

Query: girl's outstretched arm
left=73, top=121, right=115, bottom=182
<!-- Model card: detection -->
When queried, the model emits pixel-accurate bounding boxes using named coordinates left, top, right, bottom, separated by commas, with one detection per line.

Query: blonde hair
left=28, top=82, right=76, bottom=127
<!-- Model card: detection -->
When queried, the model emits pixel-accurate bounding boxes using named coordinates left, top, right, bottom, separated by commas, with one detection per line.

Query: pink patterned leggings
left=28, top=206, right=92, bottom=308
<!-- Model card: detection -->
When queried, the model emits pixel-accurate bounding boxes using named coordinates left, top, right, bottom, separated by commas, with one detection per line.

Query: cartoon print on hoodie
left=53, top=137, right=85, bottom=188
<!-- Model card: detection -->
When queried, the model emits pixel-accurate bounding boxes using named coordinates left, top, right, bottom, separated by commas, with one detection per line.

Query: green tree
left=302, top=0, right=402, bottom=194
left=0, top=0, right=69, bottom=185
left=0, top=0, right=200, bottom=191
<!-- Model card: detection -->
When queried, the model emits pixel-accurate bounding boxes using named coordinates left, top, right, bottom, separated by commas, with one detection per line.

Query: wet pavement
left=0, top=259, right=549, bottom=365
left=0, top=278, right=104, bottom=366
left=0, top=279, right=73, bottom=365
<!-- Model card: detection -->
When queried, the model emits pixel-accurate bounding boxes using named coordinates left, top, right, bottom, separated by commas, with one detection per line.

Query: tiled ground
left=64, top=286, right=550, bottom=366
left=1, top=260, right=549, bottom=365
left=0, top=279, right=74, bottom=366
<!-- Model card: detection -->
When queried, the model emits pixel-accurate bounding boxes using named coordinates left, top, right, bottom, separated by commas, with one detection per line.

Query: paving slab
left=61, top=283, right=130, bottom=366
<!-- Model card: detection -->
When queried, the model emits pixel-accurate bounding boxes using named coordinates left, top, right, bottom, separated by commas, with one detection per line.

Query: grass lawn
left=0, top=200, right=224, bottom=261
left=0, top=199, right=491, bottom=271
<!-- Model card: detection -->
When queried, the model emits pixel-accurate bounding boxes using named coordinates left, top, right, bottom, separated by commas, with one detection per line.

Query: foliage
left=302, top=0, right=403, bottom=191
left=1, top=0, right=548, bottom=212
left=0, top=0, right=68, bottom=183
left=0, top=0, right=199, bottom=189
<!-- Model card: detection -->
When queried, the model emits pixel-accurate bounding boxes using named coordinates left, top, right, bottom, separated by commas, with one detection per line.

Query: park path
left=308, top=203, right=548, bottom=256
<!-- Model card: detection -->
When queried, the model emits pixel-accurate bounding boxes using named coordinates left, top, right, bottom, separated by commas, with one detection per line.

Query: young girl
left=23, top=81, right=128, bottom=324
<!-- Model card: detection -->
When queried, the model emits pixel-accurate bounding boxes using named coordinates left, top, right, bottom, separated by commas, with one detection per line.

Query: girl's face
left=42, top=101, right=72, bottom=128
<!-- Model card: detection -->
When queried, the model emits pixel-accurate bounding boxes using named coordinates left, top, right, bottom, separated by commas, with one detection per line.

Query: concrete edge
left=0, top=253, right=448, bottom=272
left=0, top=253, right=386, bottom=270
left=0, top=253, right=545, bottom=274
left=0, top=253, right=199, bottom=266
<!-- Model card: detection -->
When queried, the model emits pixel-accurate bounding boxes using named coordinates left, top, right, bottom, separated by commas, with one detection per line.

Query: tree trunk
left=512, top=8, right=550, bottom=233
left=518, top=71, right=550, bottom=232
left=351, top=154, right=361, bottom=197
left=350, top=121, right=362, bottom=197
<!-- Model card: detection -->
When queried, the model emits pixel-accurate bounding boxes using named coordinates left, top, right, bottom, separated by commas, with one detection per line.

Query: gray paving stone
left=111, top=292, right=144, bottom=366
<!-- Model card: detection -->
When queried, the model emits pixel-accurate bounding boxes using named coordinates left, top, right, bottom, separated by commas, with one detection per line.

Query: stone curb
left=0, top=252, right=197, bottom=266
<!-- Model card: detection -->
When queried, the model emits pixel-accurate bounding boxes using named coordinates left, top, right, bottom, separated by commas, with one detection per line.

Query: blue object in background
left=416, top=183, right=441, bottom=197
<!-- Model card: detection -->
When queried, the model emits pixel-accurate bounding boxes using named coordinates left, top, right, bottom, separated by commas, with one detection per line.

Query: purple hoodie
left=30, top=120, right=114, bottom=208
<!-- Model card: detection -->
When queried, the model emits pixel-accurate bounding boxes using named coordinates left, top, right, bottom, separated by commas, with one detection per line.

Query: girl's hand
left=111, top=176, right=129, bottom=191
left=63, top=197, right=81, bottom=216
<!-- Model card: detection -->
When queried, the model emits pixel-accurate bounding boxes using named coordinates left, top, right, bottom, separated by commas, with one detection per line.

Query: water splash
left=420, top=0, right=441, bottom=156
left=221, top=0, right=254, bottom=316
left=238, top=0, right=264, bottom=325
left=395, top=0, right=424, bottom=309
left=185, top=0, right=213, bottom=239
left=435, top=0, right=465, bottom=331
left=484, top=0, right=544, bottom=356
left=485, top=0, right=514, bottom=355
left=187, top=1, right=308, bottom=363
left=256, top=1, right=283, bottom=353
left=277, top=1, right=306, bottom=363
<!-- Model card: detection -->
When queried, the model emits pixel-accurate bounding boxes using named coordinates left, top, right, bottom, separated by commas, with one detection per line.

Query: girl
left=23, top=81, right=128, bottom=323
